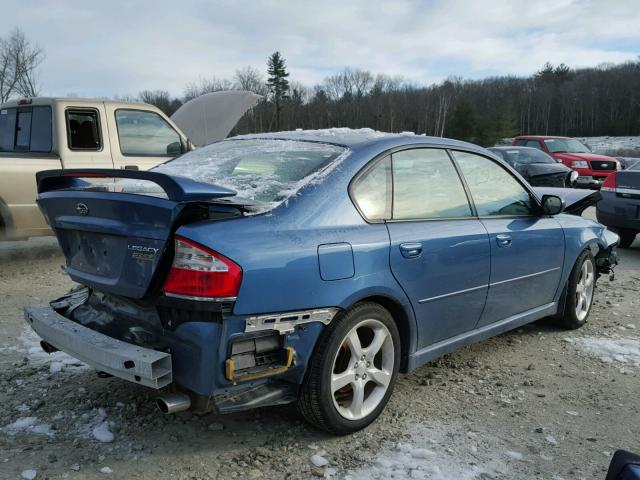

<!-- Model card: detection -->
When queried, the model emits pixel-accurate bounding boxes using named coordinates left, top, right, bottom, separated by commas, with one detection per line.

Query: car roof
left=230, top=128, right=481, bottom=152
left=0, top=96, right=158, bottom=111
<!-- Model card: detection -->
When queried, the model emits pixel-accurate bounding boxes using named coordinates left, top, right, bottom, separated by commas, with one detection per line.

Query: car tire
left=297, top=302, right=400, bottom=434
left=557, top=250, right=597, bottom=330
left=617, top=229, right=637, bottom=249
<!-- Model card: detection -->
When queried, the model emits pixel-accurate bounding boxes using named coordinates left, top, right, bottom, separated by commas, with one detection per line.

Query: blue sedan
left=26, top=129, right=618, bottom=434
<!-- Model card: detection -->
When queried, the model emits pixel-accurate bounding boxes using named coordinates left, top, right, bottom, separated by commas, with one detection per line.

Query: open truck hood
left=36, top=169, right=238, bottom=299
left=534, top=187, right=602, bottom=215
left=170, top=90, right=262, bottom=147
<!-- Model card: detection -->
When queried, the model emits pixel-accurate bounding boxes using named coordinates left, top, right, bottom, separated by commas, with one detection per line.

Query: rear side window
left=67, top=109, right=101, bottom=150
left=514, top=139, right=527, bottom=146
left=15, top=110, right=32, bottom=150
left=525, top=140, right=542, bottom=150
left=392, top=149, right=472, bottom=220
left=0, top=106, right=52, bottom=153
left=351, top=156, right=392, bottom=221
left=351, top=148, right=473, bottom=221
left=115, top=109, right=181, bottom=156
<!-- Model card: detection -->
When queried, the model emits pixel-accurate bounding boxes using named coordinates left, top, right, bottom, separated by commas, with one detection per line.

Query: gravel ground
left=1, top=211, right=639, bottom=480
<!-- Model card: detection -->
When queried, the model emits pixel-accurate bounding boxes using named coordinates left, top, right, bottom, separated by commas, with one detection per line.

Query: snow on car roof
left=231, top=128, right=414, bottom=146
left=229, top=128, right=485, bottom=155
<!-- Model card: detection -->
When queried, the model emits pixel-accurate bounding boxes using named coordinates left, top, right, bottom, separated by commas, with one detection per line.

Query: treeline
left=142, top=58, right=640, bottom=147
left=4, top=28, right=638, bottom=147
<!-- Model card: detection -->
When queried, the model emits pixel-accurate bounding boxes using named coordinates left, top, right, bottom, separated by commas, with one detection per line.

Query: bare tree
left=139, top=89, right=183, bottom=115
left=184, top=77, right=234, bottom=101
left=234, top=66, right=268, bottom=96
left=0, top=28, right=45, bottom=103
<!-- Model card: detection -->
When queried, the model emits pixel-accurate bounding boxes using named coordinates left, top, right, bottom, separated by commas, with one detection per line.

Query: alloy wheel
left=330, top=318, right=395, bottom=421
left=575, top=258, right=595, bottom=321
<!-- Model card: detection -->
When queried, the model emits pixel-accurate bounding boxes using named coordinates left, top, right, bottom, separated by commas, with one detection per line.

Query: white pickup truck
left=0, top=92, right=259, bottom=239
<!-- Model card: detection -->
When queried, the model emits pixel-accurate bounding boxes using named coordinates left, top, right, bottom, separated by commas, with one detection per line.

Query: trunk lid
left=37, top=169, right=238, bottom=299
left=616, top=168, right=640, bottom=195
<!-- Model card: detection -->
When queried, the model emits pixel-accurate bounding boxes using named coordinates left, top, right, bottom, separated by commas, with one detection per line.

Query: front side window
left=67, top=109, right=101, bottom=150
left=392, top=149, right=472, bottom=220
left=453, top=151, right=534, bottom=216
left=0, top=106, right=52, bottom=153
left=116, top=110, right=181, bottom=156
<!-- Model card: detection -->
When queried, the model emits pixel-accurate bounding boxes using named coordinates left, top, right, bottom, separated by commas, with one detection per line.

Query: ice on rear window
left=152, top=139, right=348, bottom=211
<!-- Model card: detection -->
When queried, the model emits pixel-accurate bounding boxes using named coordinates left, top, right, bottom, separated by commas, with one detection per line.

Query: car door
left=452, top=150, right=565, bottom=326
left=105, top=105, right=185, bottom=171
left=363, top=148, right=491, bottom=348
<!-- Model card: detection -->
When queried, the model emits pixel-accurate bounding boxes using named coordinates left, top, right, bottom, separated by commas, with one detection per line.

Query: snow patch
left=575, top=336, right=640, bottom=366
left=311, top=453, right=329, bottom=467
left=3, top=417, right=54, bottom=436
left=18, top=328, right=88, bottom=373
left=92, top=421, right=114, bottom=443
left=345, top=423, right=520, bottom=480
left=21, top=470, right=37, bottom=480
left=76, top=408, right=115, bottom=443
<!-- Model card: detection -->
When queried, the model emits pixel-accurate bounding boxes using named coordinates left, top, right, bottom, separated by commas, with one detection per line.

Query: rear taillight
left=162, top=237, right=242, bottom=300
left=601, top=172, right=617, bottom=192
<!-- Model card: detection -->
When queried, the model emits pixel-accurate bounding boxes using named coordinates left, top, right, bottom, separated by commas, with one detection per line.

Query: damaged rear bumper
left=24, top=305, right=172, bottom=389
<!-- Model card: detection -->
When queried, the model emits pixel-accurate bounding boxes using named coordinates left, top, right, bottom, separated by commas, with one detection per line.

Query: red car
left=513, top=135, right=619, bottom=188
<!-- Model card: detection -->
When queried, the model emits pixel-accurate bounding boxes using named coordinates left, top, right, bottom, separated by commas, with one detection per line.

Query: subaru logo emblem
left=75, top=203, right=89, bottom=215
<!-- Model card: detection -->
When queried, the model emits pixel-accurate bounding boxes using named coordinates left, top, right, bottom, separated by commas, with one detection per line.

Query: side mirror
left=166, top=141, right=182, bottom=156
left=541, top=194, right=564, bottom=215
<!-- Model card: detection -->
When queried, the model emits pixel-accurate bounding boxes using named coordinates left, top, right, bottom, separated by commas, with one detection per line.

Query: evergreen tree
left=266, top=51, right=290, bottom=130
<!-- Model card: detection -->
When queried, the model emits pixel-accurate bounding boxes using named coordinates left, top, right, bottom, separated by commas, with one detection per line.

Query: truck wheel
left=297, top=303, right=400, bottom=434
left=557, top=250, right=596, bottom=330
left=617, top=229, right=637, bottom=249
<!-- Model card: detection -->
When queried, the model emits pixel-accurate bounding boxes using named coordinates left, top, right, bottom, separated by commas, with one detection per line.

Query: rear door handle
left=400, top=242, right=422, bottom=258
left=496, top=234, right=512, bottom=248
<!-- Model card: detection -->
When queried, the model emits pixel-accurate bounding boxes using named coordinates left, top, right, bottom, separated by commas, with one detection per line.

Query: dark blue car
left=25, top=129, right=619, bottom=434
left=597, top=161, right=640, bottom=248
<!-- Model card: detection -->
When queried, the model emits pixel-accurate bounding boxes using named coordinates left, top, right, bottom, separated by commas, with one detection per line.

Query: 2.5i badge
left=127, top=244, right=159, bottom=261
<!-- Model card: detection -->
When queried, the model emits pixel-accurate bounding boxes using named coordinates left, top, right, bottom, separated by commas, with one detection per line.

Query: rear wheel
left=616, top=229, right=637, bottom=249
left=557, top=250, right=596, bottom=330
left=297, top=303, right=400, bottom=434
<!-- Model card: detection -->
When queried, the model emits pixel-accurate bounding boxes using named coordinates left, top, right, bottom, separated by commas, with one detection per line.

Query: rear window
left=154, top=139, right=347, bottom=207
left=0, top=106, right=52, bottom=153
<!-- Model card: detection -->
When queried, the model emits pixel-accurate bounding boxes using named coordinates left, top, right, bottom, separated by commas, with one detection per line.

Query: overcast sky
left=5, top=0, right=640, bottom=98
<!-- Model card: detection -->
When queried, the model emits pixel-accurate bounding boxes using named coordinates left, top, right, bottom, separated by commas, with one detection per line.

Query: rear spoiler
left=36, top=169, right=237, bottom=202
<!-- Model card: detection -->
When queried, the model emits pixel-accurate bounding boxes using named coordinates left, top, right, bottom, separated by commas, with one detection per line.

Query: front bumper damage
left=24, top=305, right=172, bottom=388
left=595, top=228, right=620, bottom=279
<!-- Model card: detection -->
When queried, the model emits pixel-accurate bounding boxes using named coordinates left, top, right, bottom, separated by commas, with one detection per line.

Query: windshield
left=499, top=148, right=557, bottom=165
left=544, top=138, right=590, bottom=154
left=153, top=139, right=347, bottom=207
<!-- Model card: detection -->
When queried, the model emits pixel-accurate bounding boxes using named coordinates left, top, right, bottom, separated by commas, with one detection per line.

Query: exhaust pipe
left=156, top=393, right=191, bottom=414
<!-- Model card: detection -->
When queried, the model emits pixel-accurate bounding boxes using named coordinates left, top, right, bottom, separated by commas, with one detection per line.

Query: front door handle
left=496, top=234, right=512, bottom=248
left=400, top=242, right=422, bottom=258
